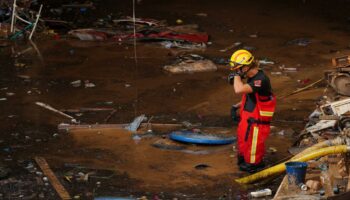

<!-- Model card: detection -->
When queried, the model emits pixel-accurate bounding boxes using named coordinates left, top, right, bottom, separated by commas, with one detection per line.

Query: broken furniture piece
left=10, top=0, right=43, bottom=40
left=305, top=98, right=350, bottom=135
left=320, top=98, right=350, bottom=116
left=325, top=55, right=350, bottom=96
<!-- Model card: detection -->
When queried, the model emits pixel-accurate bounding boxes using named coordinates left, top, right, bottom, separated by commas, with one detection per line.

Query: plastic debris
left=268, top=147, right=277, bottom=153
left=71, top=80, right=82, bottom=87
left=176, top=19, right=183, bottom=24
left=280, top=65, right=298, bottom=72
left=160, top=41, right=206, bottom=49
left=125, top=114, right=146, bottom=132
left=219, top=42, right=242, bottom=52
left=271, top=72, right=282, bottom=75
left=6, top=92, right=15, bottom=96
left=249, top=34, right=258, bottom=38
left=84, top=80, right=96, bottom=88
left=250, top=189, right=272, bottom=198
left=196, top=13, right=208, bottom=17
left=132, top=135, right=142, bottom=143
left=258, top=58, right=275, bottom=65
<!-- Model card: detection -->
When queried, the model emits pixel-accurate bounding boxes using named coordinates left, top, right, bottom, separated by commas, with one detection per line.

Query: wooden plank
left=58, top=123, right=127, bottom=132
left=273, top=175, right=288, bottom=200
left=57, top=123, right=186, bottom=132
left=60, top=107, right=115, bottom=113
left=35, top=157, right=71, bottom=200
left=57, top=123, right=229, bottom=133
left=347, top=169, right=350, bottom=191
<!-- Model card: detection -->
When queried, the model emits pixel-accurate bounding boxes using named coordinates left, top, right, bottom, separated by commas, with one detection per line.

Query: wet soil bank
left=1, top=0, right=350, bottom=199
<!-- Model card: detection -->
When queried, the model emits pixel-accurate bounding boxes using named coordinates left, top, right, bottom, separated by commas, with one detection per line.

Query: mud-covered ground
left=0, top=0, right=350, bottom=199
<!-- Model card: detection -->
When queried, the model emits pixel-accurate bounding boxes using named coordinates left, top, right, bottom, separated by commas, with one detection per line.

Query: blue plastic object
left=169, top=131, right=236, bottom=145
left=285, top=162, right=308, bottom=185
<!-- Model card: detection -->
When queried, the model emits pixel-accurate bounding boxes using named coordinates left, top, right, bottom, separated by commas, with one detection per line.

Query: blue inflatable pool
left=169, top=131, right=236, bottom=145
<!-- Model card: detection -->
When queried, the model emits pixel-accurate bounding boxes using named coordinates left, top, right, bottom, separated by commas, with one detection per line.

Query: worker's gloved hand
left=228, top=73, right=235, bottom=85
left=228, top=70, right=244, bottom=85
left=228, top=71, right=241, bottom=85
left=231, top=105, right=240, bottom=124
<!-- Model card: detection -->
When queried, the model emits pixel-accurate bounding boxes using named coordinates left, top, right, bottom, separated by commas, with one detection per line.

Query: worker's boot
left=239, top=161, right=265, bottom=173
left=237, top=154, right=245, bottom=165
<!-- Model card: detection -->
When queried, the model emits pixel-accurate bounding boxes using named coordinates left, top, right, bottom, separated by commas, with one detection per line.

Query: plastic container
left=285, top=162, right=308, bottom=185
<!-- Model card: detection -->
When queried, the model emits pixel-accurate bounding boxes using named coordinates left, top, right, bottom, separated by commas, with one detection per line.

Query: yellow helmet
left=229, top=49, right=254, bottom=70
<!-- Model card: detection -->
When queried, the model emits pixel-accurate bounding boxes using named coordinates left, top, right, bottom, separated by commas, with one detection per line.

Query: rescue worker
left=228, top=49, right=276, bottom=173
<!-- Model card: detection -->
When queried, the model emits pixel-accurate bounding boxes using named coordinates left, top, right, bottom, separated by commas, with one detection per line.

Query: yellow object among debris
left=235, top=145, right=350, bottom=184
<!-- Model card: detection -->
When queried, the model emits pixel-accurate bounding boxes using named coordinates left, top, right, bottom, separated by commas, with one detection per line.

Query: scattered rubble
left=286, top=38, right=311, bottom=46
left=163, top=54, right=217, bottom=74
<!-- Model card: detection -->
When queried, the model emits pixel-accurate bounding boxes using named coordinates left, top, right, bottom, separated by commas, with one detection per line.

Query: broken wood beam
left=35, top=157, right=71, bottom=200
left=60, top=107, right=115, bottom=113
left=103, top=109, right=117, bottom=123
left=58, top=123, right=126, bottom=132
left=278, top=78, right=324, bottom=99
left=58, top=123, right=186, bottom=133
left=273, top=175, right=288, bottom=200
left=347, top=168, right=350, bottom=191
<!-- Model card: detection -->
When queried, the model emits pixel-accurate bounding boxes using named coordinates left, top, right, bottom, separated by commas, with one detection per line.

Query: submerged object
left=169, top=130, right=235, bottom=145
left=125, top=114, right=146, bottom=132
left=69, top=29, right=108, bottom=41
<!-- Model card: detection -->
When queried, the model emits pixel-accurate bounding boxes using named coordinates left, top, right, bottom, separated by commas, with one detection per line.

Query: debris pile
left=67, top=17, right=209, bottom=49
left=325, top=55, right=350, bottom=96
left=0, top=0, right=44, bottom=40
left=163, top=54, right=217, bottom=74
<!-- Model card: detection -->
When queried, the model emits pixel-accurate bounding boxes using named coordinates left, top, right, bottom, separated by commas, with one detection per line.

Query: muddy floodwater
left=1, top=0, right=350, bottom=199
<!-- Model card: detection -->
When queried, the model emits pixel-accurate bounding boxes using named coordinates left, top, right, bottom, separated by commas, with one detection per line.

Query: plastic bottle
left=250, top=189, right=272, bottom=198
left=319, top=164, right=333, bottom=195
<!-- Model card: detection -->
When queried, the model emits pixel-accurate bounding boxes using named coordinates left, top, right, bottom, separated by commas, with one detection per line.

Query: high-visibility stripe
left=260, top=111, right=274, bottom=117
left=250, top=126, right=259, bottom=163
